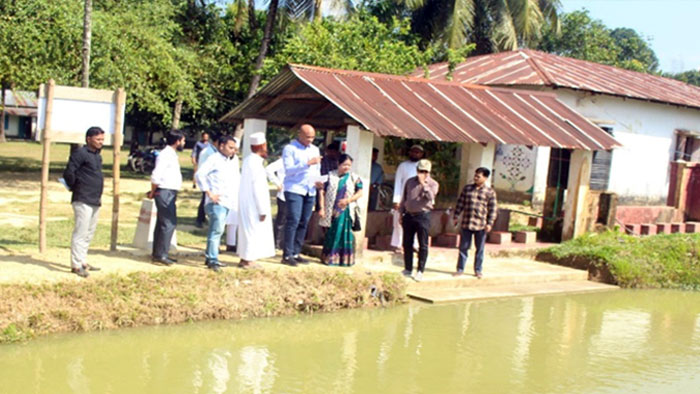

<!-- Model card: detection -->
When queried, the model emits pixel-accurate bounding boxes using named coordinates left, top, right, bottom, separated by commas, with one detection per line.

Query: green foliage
left=265, top=12, right=432, bottom=77
left=665, top=70, right=700, bottom=87
left=538, top=10, right=658, bottom=73
left=373, top=0, right=561, bottom=54
left=542, top=232, right=700, bottom=290
left=0, top=0, right=83, bottom=88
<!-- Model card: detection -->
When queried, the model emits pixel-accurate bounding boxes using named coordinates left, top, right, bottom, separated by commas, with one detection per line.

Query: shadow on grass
left=0, top=254, right=70, bottom=273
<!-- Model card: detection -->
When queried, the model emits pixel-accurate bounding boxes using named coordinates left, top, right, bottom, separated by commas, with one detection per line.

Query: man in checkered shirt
left=452, top=167, right=498, bottom=278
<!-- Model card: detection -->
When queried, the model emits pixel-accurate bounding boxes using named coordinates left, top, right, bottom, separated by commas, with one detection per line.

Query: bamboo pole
left=39, top=80, right=55, bottom=253
left=110, top=88, right=125, bottom=251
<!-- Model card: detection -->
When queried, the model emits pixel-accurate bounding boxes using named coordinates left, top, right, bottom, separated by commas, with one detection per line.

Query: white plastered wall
left=530, top=88, right=700, bottom=204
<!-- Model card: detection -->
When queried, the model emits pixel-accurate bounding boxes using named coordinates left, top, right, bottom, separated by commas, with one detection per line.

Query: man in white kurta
left=237, top=132, right=275, bottom=267
left=391, top=145, right=424, bottom=250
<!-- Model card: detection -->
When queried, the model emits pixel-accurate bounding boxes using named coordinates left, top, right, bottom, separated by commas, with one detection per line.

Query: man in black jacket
left=63, top=127, right=105, bottom=278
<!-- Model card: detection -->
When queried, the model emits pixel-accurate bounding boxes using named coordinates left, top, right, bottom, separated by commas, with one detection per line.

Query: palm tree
left=397, top=0, right=561, bottom=53
left=245, top=0, right=355, bottom=98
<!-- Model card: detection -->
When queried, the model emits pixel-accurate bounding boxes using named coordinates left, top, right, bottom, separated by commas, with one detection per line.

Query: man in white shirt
left=148, top=130, right=185, bottom=265
left=195, top=135, right=239, bottom=272
left=281, top=124, right=322, bottom=266
left=391, top=144, right=424, bottom=252
left=265, top=156, right=286, bottom=249
left=237, top=132, right=275, bottom=268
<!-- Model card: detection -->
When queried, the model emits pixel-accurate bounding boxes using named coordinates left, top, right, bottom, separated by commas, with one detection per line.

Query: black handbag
left=352, top=204, right=362, bottom=231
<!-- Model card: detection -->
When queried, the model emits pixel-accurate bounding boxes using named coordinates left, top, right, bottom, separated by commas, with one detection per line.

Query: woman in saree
left=318, top=154, right=363, bottom=266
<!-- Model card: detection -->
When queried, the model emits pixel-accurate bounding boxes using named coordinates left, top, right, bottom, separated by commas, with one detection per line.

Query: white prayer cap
left=249, top=132, right=266, bottom=146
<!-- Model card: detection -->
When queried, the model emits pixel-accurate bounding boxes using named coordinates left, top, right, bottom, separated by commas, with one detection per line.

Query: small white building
left=2, top=90, right=37, bottom=139
left=421, top=50, right=700, bottom=205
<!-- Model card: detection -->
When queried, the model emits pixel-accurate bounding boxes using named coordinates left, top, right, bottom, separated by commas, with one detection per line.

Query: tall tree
left=82, top=0, right=93, bottom=88
left=372, top=0, right=561, bottom=54
left=0, top=0, right=82, bottom=143
left=247, top=0, right=280, bottom=99
left=538, top=10, right=659, bottom=73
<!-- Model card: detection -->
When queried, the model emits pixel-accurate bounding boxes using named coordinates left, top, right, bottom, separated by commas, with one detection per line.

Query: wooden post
left=562, top=150, right=593, bottom=240
left=110, top=88, right=126, bottom=251
left=39, top=80, right=55, bottom=253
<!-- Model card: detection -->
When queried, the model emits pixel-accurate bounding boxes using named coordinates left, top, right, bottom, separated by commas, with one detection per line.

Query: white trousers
left=226, top=224, right=237, bottom=246
left=71, top=201, right=100, bottom=269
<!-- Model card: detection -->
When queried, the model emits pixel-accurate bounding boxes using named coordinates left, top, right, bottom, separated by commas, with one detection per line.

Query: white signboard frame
left=36, top=84, right=125, bottom=145
left=38, top=80, right=126, bottom=253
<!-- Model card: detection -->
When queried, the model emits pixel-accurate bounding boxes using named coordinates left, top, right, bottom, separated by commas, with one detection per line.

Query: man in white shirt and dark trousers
left=195, top=135, right=239, bottom=272
left=265, top=156, right=286, bottom=249
left=148, top=130, right=185, bottom=266
left=281, top=124, right=322, bottom=266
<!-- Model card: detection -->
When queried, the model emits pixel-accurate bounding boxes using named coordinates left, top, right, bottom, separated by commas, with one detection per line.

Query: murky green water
left=2, top=290, right=700, bottom=394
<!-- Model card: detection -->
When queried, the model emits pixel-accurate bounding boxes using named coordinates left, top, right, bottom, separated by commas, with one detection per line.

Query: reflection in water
left=2, top=290, right=700, bottom=393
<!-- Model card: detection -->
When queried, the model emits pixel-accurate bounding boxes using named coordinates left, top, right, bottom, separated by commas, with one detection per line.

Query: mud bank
left=0, top=269, right=407, bottom=343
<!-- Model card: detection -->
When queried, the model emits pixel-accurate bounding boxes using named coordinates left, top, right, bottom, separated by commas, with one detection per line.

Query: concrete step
left=405, top=265, right=589, bottom=290
left=408, top=280, right=619, bottom=303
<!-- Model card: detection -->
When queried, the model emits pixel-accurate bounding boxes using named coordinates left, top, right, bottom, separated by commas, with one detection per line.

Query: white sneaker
left=414, top=271, right=423, bottom=282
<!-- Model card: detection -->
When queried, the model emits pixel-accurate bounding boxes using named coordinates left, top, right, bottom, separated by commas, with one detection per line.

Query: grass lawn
left=0, top=141, right=205, bottom=252
left=538, top=231, right=700, bottom=290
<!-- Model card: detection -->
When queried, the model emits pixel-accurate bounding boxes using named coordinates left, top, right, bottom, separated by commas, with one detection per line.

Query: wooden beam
left=39, top=80, right=55, bottom=253
left=110, top=88, right=126, bottom=251
left=258, top=92, right=325, bottom=114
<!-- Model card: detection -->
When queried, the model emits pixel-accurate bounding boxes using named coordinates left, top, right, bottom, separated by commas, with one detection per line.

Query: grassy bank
left=537, top=232, right=700, bottom=290
left=0, top=269, right=407, bottom=344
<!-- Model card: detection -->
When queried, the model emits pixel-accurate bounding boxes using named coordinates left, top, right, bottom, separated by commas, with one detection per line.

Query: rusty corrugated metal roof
left=2, top=90, right=37, bottom=108
left=417, top=49, right=700, bottom=110
left=221, top=64, right=620, bottom=150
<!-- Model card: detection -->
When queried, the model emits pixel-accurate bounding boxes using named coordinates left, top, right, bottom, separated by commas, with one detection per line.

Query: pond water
left=2, top=290, right=700, bottom=394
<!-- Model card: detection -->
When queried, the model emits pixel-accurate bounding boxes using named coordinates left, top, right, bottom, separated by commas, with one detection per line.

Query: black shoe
left=282, top=256, right=298, bottom=267
left=226, top=245, right=236, bottom=252
left=194, top=222, right=204, bottom=229
left=206, top=261, right=222, bottom=273
left=167, top=256, right=178, bottom=263
left=152, top=256, right=175, bottom=266
left=293, top=255, right=310, bottom=264
left=84, top=264, right=101, bottom=271
left=71, top=267, right=89, bottom=278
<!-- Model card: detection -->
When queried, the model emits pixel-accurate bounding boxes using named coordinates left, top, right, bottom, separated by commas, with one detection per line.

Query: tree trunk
left=246, top=0, right=279, bottom=99
left=248, top=0, right=257, bottom=31
left=81, top=0, right=92, bottom=88
left=313, top=0, right=322, bottom=22
left=0, top=81, right=7, bottom=143
left=172, top=95, right=183, bottom=130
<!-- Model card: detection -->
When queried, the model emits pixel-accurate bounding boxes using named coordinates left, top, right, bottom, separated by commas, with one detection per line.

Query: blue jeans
left=457, top=228, right=487, bottom=274
left=283, top=191, right=315, bottom=258
left=205, top=203, right=229, bottom=263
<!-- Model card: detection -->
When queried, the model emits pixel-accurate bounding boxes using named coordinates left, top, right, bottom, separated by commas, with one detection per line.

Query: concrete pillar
left=346, top=125, right=374, bottom=255
left=458, top=142, right=496, bottom=191
left=562, top=150, right=593, bottom=241
left=532, top=146, right=551, bottom=207
left=241, top=118, right=267, bottom=158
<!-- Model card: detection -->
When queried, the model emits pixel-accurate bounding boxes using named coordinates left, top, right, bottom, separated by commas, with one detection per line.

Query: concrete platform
left=302, top=243, right=620, bottom=303
left=408, top=280, right=619, bottom=303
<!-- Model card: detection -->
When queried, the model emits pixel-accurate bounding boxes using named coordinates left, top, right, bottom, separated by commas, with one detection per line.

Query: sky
left=560, top=0, right=700, bottom=73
